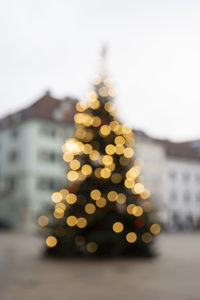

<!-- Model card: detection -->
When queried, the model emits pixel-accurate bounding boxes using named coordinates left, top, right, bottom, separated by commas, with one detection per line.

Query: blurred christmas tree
left=39, top=50, right=161, bottom=257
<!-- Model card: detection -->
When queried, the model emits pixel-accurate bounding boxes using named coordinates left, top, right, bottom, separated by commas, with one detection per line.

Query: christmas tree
left=38, top=51, right=160, bottom=257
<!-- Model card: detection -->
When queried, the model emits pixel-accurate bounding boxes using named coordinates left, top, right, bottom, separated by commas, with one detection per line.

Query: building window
left=39, top=151, right=59, bottom=163
left=183, top=191, right=191, bottom=203
left=182, top=172, right=190, bottom=182
left=169, top=190, right=177, bottom=202
left=8, top=150, right=18, bottom=162
left=169, top=171, right=176, bottom=180
left=11, top=129, right=18, bottom=138
left=37, top=178, right=64, bottom=190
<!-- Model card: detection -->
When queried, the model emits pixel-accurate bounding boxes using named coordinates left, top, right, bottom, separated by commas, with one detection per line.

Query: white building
left=163, top=141, right=200, bottom=229
left=0, top=92, right=77, bottom=230
left=0, top=92, right=200, bottom=230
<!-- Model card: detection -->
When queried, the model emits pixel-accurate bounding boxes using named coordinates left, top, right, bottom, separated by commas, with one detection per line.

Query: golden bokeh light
left=117, top=193, right=126, bottom=204
left=87, top=242, right=98, bottom=253
left=92, top=116, right=101, bottom=127
left=67, top=170, right=79, bottom=182
left=94, top=168, right=101, bottom=178
left=55, top=202, right=66, bottom=210
left=124, top=147, right=134, bottom=158
left=142, top=232, right=153, bottom=243
left=140, top=189, right=151, bottom=199
left=66, top=193, right=77, bottom=204
left=90, top=189, right=101, bottom=200
left=119, top=156, right=129, bottom=166
left=124, top=178, right=135, bottom=189
left=66, top=215, right=78, bottom=227
left=96, top=197, right=107, bottom=208
left=85, top=203, right=96, bottom=214
left=99, top=86, right=108, bottom=97
left=52, top=192, right=62, bottom=203
left=77, top=217, right=87, bottom=229
left=107, top=191, right=118, bottom=202
left=115, top=136, right=125, bottom=145
left=102, top=155, right=113, bottom=166
left=115, top=145, right=124, bottom=155
left=150, top=223, right=161, bottom=235
left=70, top=159, right=81, bottom=170
left=111, top=173, right=122, bottom=183
left=100, top=125, right=111, bottom=136
left=126, top=232, right=137, bottom=243
left=112, top=222, right=124, bottom=233
left=53, top=207, right=64, bottom=219
left=63, top=152, right=74, bottom=162
left=100, top=167, right=111, bottom=178
left=89, top=150, right=100, bottom=161
left=81, top=164, right=92, bottom=176
left=59, top=189, right=69, bottom=199
left=133, top=183, right=145, bottom=194
left=46, top=236, right=57, bottom=248
left=83, top=144, right=93, bottom=154
left=38, top=216, right=49, bottom=227
left=127, top=204, right=135, bottom=214
left=132, top=206, right=143, bottom=217
left=105, top=144, right=116, bottom=155
left=107, top=162, right=115, bottom=172
left=76, top=101, right=87, bottom=112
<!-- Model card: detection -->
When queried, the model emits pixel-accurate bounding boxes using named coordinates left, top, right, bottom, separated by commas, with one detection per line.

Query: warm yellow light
left=105, top=144, right=116, bottom=155
left=89, top=150, right=100, bottom=161
left=92, top=116, right=101, bottom=127
left=122, top=126, right=132, bottom=135
left=100, top=168, right=111, bottom=178
left=107, top=162, right=115, bottom=172
left=70, top=159, right=80, bottom=170
left=77, top=217, right=87, bottom=228
left=126, top=232, right=137, bottom=243
left=76, top=101, right=87, bottom=112
left=90, top=100, right=100, bottom=110
left=46, top=236, right=57, bottom=248
left=59, top=189, right=69, bottom=199
left=66, top=193, right=77, bottom=204
left=117, top=193, right=126, bottom=204
left=83, top=144, right=93, bottom=154
left=67, top=170, right=79, bottom=182
left=100, top=125, right=111, bottom=136
left=84, top=130, right=93, bottom=141
left=102, top=155, right=113, bottom=166
left=63, top=152, right=74, bottom=162
left=124, top=178, right=135, bottom=189
left=112, top=222, right=124, bottom=233
left=150, top=223, right=161, bottom=235
left=140, top=189, right=151, bottom=199
left=111, top=173, right=122, bottom=183
left=99, top=86, right=108, bottom=97
left=81, top=164, right=92, bottom=176
left=115, top=136, right=125, bottom=145
left=66, top=215, right=78, bottom=227
left=87, top=242, right=98, bottom=253
left=104, top=101, right=114, bottom=113
left=127, top=204, right=135, bottom=214
left=124, top=147, right=134, bottom=158
left=133, top=183, right=145, bottom=194
left=38, top=216, right=49, bottom=227
left=90, top=189, right=101, bottom=200
left=52, top=192, right=62, bottom=203
left=55, top=202, right=66, bottom=210
left=107, top=191, right=118, bottom=202
left=115, top=145, right=124, bottom=155
left=54, top=207, right=64, bottom=219
left=94, top=168, right=101, bottom=178
left=96, top=197, right=107, bottom=208
left=132, top=206, right=143, bottom=217
left=142, top=232, right=153, bottom=243
left=85, top=203, right=96, bottom=214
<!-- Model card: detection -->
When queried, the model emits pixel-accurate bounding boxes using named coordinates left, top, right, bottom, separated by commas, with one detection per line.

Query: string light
left=112, top=222, right=124, bottom=233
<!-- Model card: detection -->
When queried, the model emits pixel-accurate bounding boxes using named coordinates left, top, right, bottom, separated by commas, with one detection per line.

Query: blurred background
left=0, top=1, right=200, bottom=299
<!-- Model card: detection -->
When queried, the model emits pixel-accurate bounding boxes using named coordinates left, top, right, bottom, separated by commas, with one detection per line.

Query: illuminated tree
left=39, top=53, right=160, bottom=257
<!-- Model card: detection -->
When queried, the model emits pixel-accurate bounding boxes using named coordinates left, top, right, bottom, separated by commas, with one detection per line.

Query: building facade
left=0, top=92, right=200, bottom=230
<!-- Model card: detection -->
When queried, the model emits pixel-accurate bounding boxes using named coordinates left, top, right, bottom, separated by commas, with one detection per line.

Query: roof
left=0, top=91, right=78, bottom=129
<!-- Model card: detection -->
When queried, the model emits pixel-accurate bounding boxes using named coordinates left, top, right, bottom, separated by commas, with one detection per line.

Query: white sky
left=0, top=0, right=200, bottom=141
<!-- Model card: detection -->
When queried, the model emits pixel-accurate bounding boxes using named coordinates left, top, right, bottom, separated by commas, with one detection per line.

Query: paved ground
left=0, top=231, right=199, bottom=300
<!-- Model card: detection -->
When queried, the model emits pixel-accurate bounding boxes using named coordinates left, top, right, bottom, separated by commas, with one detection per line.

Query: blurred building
left=0, top=92, right=77, bottom=229
left=0, top=92, right=200, bottom=230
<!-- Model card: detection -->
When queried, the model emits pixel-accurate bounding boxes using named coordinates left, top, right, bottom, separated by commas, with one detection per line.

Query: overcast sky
left=0, top=0, right=200, bottom=141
